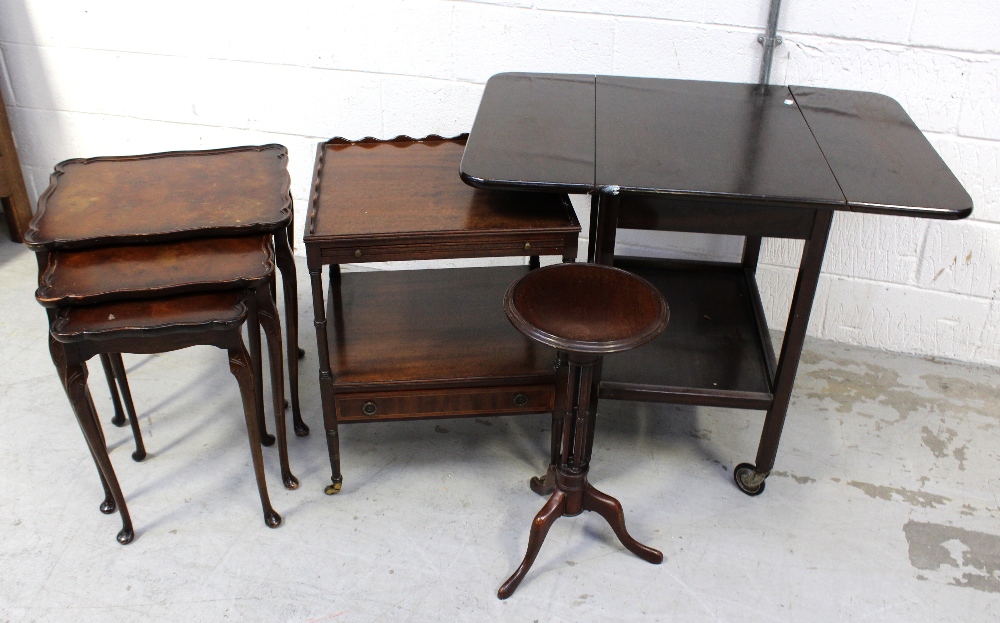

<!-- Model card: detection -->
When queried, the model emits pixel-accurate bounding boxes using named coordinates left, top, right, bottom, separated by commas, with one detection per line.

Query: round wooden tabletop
left=504, top=263, right=669, bottom=354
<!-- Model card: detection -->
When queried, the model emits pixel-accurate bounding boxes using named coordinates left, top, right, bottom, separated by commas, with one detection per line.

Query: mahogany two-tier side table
left=304, top=135, right=580, bottom=494
left=460, top=73, right=973, bottom=495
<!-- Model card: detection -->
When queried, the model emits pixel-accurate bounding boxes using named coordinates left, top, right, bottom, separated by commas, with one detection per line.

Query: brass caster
left=324, top=478, right=343, bottom=495
left=116, top=528, right=134, bottom=544
left=734, top=462, right=767, bottom=496
left=265, top=511, right=282, bottom=528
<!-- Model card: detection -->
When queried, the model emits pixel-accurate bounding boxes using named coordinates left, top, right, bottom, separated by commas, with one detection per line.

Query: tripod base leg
left=497, top=489, right=566, bottom=600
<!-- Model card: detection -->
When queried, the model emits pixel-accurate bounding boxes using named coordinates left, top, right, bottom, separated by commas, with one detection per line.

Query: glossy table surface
left=306, top=134, right=577, bottom=241
left=25, top=145, right=293, bottom=250
left=461, top=72, right=971, bottom=219
left=36, top=236, right=274, bottom=308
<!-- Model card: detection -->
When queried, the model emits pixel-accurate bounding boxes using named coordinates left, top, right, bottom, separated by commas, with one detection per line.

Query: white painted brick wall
left=0, top=0, right=997, bottom=366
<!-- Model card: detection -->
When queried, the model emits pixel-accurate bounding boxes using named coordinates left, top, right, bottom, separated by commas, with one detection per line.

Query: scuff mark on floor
left=847, top=481, right=950, bottom=508
left=770, top=470, right=816, bottom=484
left=903, top=520, right=1000, bottom=593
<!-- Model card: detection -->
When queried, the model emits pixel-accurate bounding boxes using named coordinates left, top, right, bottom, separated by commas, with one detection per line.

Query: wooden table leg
left=276, top=223, right=308, bottom=437
left=107, top=354, right=145, bottom=462
left=51, top=338, right=135, bottom=544
left=309, top=257, right=342, bottom=494
left=226, top=337, right=282, bottom=529
left=500, top=353, right=660, bottom=598
left=735, top=209, right=834, bottom=495
left=592, top=187, right=620, bottom=267
left=99, top=354, right=128, bottom=427
left=258, top=287, right=299, bottom=491
left=245, top=285, right=274, bottom=447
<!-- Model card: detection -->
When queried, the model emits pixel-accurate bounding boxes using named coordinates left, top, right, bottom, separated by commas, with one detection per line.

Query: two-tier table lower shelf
left=328, top=266, right=556, bottom=422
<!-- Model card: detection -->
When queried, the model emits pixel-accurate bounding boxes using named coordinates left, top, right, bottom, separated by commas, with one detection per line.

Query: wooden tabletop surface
left=25, top=145, right=292, bottom=250
left=461, top=72, right=972, bottom=219
left=305, top=134, right=578, bottom=243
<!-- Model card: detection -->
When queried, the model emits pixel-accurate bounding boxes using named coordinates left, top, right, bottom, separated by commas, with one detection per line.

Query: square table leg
left=590, top=185, right=837, bottom=495
left=735, top=208, right=834, bottom=494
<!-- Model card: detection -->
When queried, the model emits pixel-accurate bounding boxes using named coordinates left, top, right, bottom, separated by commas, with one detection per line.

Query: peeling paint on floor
left=904, top=520, right=1000, bottom=593
left=847, top=481, right=951, bottom=508
left=3, top=247, right=1000, bottom=621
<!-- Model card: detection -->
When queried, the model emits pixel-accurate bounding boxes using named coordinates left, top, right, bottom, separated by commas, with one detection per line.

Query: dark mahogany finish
left=27, top=145, right=305, bottom=437
left=36, top=235, right=306, bottom=444
left=595, top=76, right=843, bottom=204
left=461, top=72, right=972, bottom=496
left=461, top=73, right=596, bottom=193
left=506, top=263, right=668, bottom=353
left=36, top=236, right=274, bottom=307
left=791, top=86, right=973, bottom=219
left=49, top=290, right=297, bottom=544
left=305, top=134, right=580, bottom=494
left=307, top=134, right=579, bottom=263
left=498, top=263, right=668, bottom=599
left=24, top=145, right=291, bottom=249
left=330, top=266, right=556, bottom=391
left=461, top=73, right=971, bottom=219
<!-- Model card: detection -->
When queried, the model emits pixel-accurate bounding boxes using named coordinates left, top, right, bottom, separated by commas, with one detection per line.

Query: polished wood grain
left=51, top=291, right=249, bottom=341
left=505, top=263, right=668, bottom=353
left=595, top=76, right=844, bottom=206
left=36, top=236, right=273, bottom=307
left=791, top=86, right=973, bottom=219
left=498, top=263, right=667, bottom=599
left=329, top=266, right=556, bottom=390
left=462, top=72, right=972, bottom=499
left=336, top=385, right=553, bottom=423
left=27, top=143, right=304, bottom=438
left=461, top=73, right=972, bottom=222
left=306, top=134, right=579, bottom=262
left=305, top=130, right=581, bottom=494
left=49, top=290, right=296, bottom=543
left=461, top=73, right=596, bottom=192
left=24, top=145, right=292, bottom=250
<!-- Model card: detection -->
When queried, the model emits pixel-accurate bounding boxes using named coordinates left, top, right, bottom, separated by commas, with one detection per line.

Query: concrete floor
left=1, top=238, right=998, bottom=622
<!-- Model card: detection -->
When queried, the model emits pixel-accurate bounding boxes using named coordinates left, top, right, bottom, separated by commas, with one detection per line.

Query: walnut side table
left=304, top=134, right=580, bottom=494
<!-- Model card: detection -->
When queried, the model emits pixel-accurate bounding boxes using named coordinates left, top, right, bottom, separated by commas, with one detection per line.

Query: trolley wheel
left=733, top=462, right=766, bottom=497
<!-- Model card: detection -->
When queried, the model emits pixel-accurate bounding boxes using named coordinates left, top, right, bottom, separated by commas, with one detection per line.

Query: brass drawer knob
left=355, top=249, right=362, bottom=258
left=513, top=393, right=528, bottom=406
left=524, top=243, right=531, bottom=251
left=362, top=401, right=377, bottom=416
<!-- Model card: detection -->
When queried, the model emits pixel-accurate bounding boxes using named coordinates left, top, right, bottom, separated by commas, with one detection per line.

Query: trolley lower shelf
left=599, top=256, right=776, bottom=410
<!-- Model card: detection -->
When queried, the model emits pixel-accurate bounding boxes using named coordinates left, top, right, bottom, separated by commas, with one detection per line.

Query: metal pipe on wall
left=757, top=0, right=783, bottom=85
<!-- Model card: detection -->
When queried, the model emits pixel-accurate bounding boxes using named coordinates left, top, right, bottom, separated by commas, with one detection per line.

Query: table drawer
left=319, top=236, right=572, bottom=264
left=336, top=385, right=554, bottom=422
